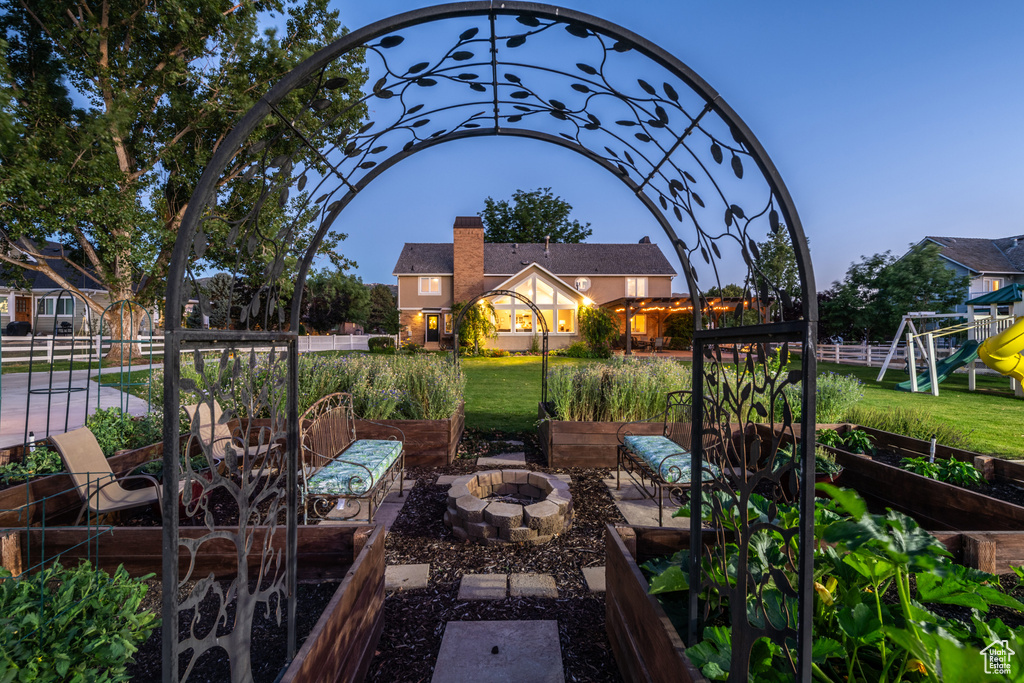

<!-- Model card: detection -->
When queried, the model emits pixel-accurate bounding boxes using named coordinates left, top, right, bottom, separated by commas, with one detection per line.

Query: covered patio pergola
left=602, top=295, right=772, bottom=355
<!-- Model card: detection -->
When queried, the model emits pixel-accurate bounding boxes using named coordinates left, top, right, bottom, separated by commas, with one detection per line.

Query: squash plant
left=642, top=486, right=1024, bottom=682
left=0, top=561, right=158, bottom=682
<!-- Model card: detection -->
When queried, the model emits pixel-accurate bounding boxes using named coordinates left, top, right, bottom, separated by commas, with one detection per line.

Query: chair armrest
left=617, top=414, right=667, bottom=445
left=88, top=473, right=165, bottom=505
left=356, top=418, right=405, bottom=444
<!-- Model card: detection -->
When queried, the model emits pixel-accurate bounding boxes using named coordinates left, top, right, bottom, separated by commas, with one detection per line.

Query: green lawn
left=92, top=353, right=1024, bottom=457
left=817, top=361, right=1024, bottom=458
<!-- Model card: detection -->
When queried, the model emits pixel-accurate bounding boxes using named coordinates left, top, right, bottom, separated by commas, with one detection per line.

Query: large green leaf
left=837, top=603, right=882, bottom=642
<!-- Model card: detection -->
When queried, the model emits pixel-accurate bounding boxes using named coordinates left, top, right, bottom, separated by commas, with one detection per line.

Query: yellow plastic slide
left=978, top=317, right=1024, bottom=382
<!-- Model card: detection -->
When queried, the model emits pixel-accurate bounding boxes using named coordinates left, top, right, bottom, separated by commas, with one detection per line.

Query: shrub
left=85, top=408, right=163, bottom=457
left=0, top=561, right=158, bottom=681
left=846, top=405, right=972, bottom=448
left=558, top=341, right=597, bottom=358
left=782, top=372, right=864, bottom=424
left=400, top=340, right=422, bottom=354
left=547, top=357, right=691, bottom=422
left=577, top=305, right=619, bottom=356
left=368, top=336, right=395, bottom=353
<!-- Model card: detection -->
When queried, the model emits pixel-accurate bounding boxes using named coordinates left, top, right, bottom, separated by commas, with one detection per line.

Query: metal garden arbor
left=166, top=4, right=818, bottom=681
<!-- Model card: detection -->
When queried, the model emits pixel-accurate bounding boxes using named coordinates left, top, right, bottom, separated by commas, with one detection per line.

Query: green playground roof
left=965, top=283, right=1024, bottom=305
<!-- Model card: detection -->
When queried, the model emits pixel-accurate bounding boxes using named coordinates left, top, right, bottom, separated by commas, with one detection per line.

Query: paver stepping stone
left=385, top=564, right=430, bottom=591
left=582, top=567, right=606, bottom=593
left=476, top=452, right=526, bottom=466
left=458, top=574, right=508, bottom=600
left=435, top=474, right=460, bottom=486
left=431, top=620, right=564, bottom=683
left=509, top=573, right=558, bottom=598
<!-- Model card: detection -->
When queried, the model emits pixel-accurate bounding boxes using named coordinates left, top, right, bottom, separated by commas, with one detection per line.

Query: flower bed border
left=8, top=524, right=384, bottom=682
left=538, top=403, right=662, bottom=468
left=355, top=401, right=464, bottom=467
left=605, top=523, right=707, bottom=683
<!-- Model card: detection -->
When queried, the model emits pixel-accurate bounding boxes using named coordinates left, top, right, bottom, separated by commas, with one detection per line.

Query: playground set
left=876, top=284, right=1024, bottom=396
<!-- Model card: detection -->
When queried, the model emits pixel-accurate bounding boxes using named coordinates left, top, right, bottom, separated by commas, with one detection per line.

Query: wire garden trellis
left=166, top=4, right=817, bottom=681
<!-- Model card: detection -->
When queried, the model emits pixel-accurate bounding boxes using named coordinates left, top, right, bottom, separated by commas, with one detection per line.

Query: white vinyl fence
left=0, top=333, right=384, bottom=365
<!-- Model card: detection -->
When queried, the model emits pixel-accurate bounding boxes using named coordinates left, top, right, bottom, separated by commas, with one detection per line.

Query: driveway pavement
left=0, top=366, right=158, bottom=448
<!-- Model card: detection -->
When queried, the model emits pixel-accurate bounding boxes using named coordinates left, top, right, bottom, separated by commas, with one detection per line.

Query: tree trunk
left=102, top=302, right=148, bottom=365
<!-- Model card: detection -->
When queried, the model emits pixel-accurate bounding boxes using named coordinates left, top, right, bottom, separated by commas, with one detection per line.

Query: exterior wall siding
left=397, top=275, right=453, bottom=310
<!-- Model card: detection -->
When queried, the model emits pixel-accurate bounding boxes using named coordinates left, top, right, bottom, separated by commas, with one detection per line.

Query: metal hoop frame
left=165, top=4, right=818, bottom=680
left=450, top=288, right=549, bottom=404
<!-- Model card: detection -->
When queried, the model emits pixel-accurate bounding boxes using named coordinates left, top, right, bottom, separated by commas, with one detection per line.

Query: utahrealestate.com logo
left=981, top=638, right=1016, bottom=676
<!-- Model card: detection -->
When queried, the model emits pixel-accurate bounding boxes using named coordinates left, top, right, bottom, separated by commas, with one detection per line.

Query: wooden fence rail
left=0, top=333, right=384, bottom=364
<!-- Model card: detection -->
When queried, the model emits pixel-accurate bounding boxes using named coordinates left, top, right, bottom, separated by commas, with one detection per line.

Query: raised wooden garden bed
left=9, top=524, right=385, bottom=682
left=355, top=401, right=464, bottom=467
left=538, top=403, right=662, bottom=468
left=0, top=439, right=175, bottom=527
left=753, top=423, right=1024, bottom=574
left=605, top=524, right=707, bottom=683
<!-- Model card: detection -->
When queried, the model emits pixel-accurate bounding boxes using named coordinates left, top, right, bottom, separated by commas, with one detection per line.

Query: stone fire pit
left=444, top=470, right=573, bottom=545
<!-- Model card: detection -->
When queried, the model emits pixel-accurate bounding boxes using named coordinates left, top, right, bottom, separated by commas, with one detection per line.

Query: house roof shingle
left=392, top=242, right=677, bottom=276
left=0, top=242, right=103, bottom=291
left=926, top=236, right=1024, bottom=274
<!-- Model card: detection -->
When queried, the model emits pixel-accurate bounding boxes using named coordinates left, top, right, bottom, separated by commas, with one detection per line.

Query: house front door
left=14, top=296, right=30, bottom=322
left=425, top=314, right=440, bottom=343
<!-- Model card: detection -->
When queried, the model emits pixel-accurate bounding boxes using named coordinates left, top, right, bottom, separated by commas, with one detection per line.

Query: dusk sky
left=321, top=1, right=1024, bottom=294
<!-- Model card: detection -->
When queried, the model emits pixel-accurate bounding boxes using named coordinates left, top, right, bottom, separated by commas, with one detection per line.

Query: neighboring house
left=392, top=216, right=677, bottom=350
left=917, top=236, right=1024, bottom=312
left=0, top=242, right=114, bottom=335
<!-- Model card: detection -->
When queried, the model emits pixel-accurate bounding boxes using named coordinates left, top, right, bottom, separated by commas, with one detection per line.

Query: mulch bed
left=128, top=578, right=341, bottom=682
left=869, top=450, right=1024, bottom=507
left=367, top=431, right=627, bottom=682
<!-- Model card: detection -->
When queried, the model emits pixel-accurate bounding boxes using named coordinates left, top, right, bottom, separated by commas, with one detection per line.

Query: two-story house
left=392, top=217, right=677, bottom=350
left=915, top=236, right=1024, bottom=312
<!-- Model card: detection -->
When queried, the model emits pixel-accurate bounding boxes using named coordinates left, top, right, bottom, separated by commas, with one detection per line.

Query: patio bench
left=616, top=390, right=720, bottom=525
left=299, top=392, right=404, bottom=523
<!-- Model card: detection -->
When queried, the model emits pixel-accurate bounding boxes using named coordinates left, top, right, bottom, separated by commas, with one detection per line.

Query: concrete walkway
left=0, top=366, right=157, bottom=448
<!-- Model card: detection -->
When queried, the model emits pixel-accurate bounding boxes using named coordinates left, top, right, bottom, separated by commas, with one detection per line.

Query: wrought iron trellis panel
left=450, top=288, right=549, bottom=405
left=167, top=3, right=817, bottom=680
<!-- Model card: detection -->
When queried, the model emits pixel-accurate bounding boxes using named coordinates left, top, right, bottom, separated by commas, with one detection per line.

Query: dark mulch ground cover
left=128, top=578, right=340, bottom=682
left=869, top=450, right=1024, bottom=507
left=367, top=431, right=627, bottom=683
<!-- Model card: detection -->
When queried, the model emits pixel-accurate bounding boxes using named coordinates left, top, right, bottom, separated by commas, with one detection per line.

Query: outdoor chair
left=653, top=337, right=665, bottom=353
left=50, top=427, right=185, bottom=524
left=616, top=390, right=721, bottom=525
left=299, top=392, right=404, bottom=524
left=183, top=400, right=279, bottom=473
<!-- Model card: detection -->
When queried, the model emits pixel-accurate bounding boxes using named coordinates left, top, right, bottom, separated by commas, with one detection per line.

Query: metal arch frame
left=166, top=4, right=818, bottom=681
left=450, top=288, right=550, bottom=404
left=24, top=288, right=96, bottom=447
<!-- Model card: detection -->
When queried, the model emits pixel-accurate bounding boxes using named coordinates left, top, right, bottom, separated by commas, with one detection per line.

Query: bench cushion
left=305, top=439, right=402, bottom=496
left=623, top=435, right=718, bottom=484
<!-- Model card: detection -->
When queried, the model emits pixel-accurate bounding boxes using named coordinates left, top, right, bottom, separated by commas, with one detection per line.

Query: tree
left=480, top=188, right=592, bottom=243
left=818, top=243, right=969, bottom=343
left=303, top=270, right=370, bottom=333
left=205, top=274, right=235, bottom=330
left=706, top=283, right=748, bottom=298
left=0, top=1, right=366, bottom=360
left=751, top=227, right=802, bottom=321
left=366, top=284, right=400, bottom=335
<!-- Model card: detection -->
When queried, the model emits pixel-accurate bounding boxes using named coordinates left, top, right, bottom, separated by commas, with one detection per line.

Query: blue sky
left=320, top=1, right=1024, bottom=294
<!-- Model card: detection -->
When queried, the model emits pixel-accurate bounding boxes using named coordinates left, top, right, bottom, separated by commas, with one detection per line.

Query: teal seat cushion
left=623, top=435, right=718, bottom=484
left=305, top=439, right=402, bottom=496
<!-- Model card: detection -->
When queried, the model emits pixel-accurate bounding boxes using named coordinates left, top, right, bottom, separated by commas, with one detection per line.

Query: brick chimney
left=452, top=216, right=485, bottom=302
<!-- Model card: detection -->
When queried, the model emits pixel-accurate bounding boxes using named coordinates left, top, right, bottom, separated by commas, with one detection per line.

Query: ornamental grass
left=547, top=357, right=691, bottom=422
left=152, top=352, right=465, bottom=421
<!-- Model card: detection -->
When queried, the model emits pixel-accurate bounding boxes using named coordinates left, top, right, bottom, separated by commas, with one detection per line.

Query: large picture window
left=630, top=314, right=647, bottom=334
left=56, top=298, right=74, bottom=316
left=491, top=274, right=577, bottom=334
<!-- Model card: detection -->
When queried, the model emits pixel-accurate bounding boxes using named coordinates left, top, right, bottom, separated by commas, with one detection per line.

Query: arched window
left=492, top=274, right=577, bottom=334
